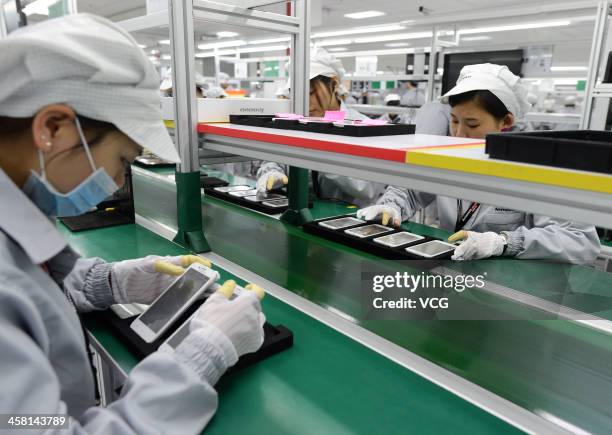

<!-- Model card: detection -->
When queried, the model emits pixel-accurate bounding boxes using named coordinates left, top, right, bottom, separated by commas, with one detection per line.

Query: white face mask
left=22, top=117, right=119, bottom=217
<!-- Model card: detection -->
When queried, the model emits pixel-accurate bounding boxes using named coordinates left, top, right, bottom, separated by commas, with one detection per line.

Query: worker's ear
left=31, top=104, right=79, bottom=155
left=500, top=113, right=515, bottom=131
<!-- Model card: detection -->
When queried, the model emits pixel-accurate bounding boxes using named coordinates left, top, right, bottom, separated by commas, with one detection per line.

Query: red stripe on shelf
left=198, top=124, right=408, bottom=162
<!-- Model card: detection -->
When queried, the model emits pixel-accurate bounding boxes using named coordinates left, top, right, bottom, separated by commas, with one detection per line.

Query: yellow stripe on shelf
left=406, top=149, right=612, bottom=194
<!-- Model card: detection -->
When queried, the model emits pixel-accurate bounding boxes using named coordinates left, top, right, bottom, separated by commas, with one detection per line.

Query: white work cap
left=384, top=93, right=401, bottom=104
left=160, top=69, right=207, bottom=91
left=441, top=63, right=530, bottom=119
left=0, top=13, right=180, bottom=163
left=275, top=83, right=291, bottom=98
left=218, top=72, right=230, bottom=84
left=310, top=47, right=346, bottom=80
left=204, top=86, right=227, bottom=98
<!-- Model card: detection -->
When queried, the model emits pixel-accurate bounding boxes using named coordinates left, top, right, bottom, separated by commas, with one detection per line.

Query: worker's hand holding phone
left=110, top=254, right=213, bottom=304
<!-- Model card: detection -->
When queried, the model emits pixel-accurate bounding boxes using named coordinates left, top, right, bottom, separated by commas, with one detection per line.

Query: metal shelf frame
left=201, top=129, right=612, bottom=229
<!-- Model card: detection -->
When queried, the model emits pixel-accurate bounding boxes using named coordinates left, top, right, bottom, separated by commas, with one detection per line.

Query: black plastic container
left=229, top=115, right=416, bottom=137
left=83, top=300, right=292, bottom=372
left=302, top=216, right=454, bottom=261
left=486, top=130, right=612, bottom=174
left=204, top=187, right=290, bottom=214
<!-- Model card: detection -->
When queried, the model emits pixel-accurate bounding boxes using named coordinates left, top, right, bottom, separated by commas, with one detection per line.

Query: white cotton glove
left=256, top=170, right=288, bottom=193
left=190, top=281, right=265, bottom=360
left=110, top=255, right=212, bottom=304
left=171, top=281, right=266, bottom=385
left=356, top=204, right=402, bottom=227
left=449, top=230, right=505, bottom=261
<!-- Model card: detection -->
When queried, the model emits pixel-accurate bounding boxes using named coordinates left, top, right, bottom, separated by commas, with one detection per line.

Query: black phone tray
left=60, top=210, right=134, bottom=232
left=229, top=115, right=416, bottom=137
left=486, top=130, right=612, bottom=174
left=83, top=299, right=292, bottom=372
left=133, top=156, right=176, bottom=168
left=204, top=187, right=289, bottom=214
left=303, top=215, right=454, bottom=261
left=200, top=175, right=229, bottom=189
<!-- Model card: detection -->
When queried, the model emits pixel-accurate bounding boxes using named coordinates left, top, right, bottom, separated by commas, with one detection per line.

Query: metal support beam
left=0, top=2, right=7, bottom=38
left=169, top=0, right=210, bottom=252
left=427, top=26, right=439, bottom=102
left=281, top=0, right=312, bottom=225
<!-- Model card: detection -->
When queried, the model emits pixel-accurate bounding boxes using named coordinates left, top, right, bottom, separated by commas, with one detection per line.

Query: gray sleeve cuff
left=173, top=328, right=231, bottom=386
left=502, top=230, right=524, bottom=257
left=82, top=262, right=115, bottom=309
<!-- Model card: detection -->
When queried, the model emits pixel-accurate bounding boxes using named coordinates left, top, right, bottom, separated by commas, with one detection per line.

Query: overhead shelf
left=200, top=123, right=612, bottom=228
left=347, top=104, right=419, bottom=115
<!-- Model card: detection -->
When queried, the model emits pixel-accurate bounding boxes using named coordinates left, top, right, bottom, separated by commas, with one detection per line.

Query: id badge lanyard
left=455, top=200, right=481, bottom=232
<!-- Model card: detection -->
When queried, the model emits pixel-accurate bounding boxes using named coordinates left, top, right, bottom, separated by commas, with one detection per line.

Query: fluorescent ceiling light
left=461, top=36, right=491, bottom=41
left=459, top=20, right=570, bottom=35
left=23, top=0, right=55, bottom=15
left=237, top=44, right=288, bottom=54
left=149, top=49, right=160, bottom=55
left=138, top=44, right=147, bottom=49
left=353, top=31, right=432, bottom=44
left=328, top=47, right=348, bottom=52
left=335, top=47, right=425, bottom=58
left=312, top=24, right=404, bottom=39
left=317, top=38, right=353, bottom=47
left=385, top=42, right=411, bottom=47
left=198, top=40, right=247, bottom=50
left=217, top=31, right=239, bottom=38
left=158, top=39, right=170, bottom=45
left=344, top=10, right=386, bottom=20
left=550, top=66, right=588, bottom=71
left=249, top=37, right=291, bottom=45
left=161, top=54, right=171, bottom=60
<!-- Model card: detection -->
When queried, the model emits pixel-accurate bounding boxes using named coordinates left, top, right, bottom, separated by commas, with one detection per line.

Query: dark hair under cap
left=448, top=90, right=510, bottom=120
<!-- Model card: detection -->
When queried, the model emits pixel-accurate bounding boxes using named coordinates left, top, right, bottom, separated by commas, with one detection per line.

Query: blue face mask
left=23, top=117, right=120, bottom=217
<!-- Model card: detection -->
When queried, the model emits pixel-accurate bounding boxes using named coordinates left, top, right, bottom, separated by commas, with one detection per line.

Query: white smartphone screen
left=374, top=232, right=424, bottom=247
left=213, top=185, right=252, bottom=193
left=405, top=240, right=455, bottom=257
left=318, top=217, right=363, bottom=230
left=137, top=267, right=214, bottom=334
left=345, top=224, right=393, bottom=238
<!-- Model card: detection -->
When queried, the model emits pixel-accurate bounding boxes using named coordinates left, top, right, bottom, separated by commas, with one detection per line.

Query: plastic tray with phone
left=486, top=130, right=612, bottom=174
left=200, top=174, right=230, bottom=189
left=302, top=215, right=455, bottom=260
left=229, top=115, right=415, bottom=137
left=83, top=274, right=292, bottom=371
left=204, top=184, right=291, bottom=214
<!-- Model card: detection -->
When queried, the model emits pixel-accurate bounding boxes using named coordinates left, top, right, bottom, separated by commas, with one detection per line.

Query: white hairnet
left=0, top=13, right=179, bottom=162
left=310, top=47, right=345, bottom=81
left=441, top=63, right=531, bottom=119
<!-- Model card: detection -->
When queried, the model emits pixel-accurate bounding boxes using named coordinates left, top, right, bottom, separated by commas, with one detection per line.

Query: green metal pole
left=173, top=170, right=210, bottom=252
left=280, top=166, right=312, bottom=225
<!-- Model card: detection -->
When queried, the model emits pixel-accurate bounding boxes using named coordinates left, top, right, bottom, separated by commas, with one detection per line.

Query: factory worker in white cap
left=256, top=48, right=386, bottom=207
left=159, top=68, right=210, bottom=98
left=0, top=13, right=265, bottom=434
left=358, top=64, right=600, bottom=264
left=378, top=94, right=411, bottom=124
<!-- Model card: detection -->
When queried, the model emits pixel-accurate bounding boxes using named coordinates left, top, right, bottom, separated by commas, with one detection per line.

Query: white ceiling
left=69, top=0, right=596, bottom=70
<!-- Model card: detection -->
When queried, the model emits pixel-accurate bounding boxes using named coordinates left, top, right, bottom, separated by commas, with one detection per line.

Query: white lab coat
left=400, top=89, right=426, bottom=107
left=0, top=169, right=220, bottom=434
left=374, top=102, right=601, bottom=265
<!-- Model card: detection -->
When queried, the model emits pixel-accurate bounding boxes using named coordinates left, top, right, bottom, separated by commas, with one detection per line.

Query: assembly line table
left=62, top=223, right=523, bottom=435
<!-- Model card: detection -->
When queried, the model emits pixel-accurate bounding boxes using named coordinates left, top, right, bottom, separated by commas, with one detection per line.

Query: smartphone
left=262, top=198, right=289, bottom=208
left=345, top=224, right=393, bottom=238
left=318, top=217, right=364, bottom=230
left=159, top=285, right=248, bottom=352
left=244, top=193, right=285, bottom=203
left=213, top=185, right=252, bottom=193
left=374, top=231, right=424, bottom=248
left=229, top=189, right=259, bottom=197
left=405, top=240, right=456, bottom=258
left=130, top=263, right=220, bottom=343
